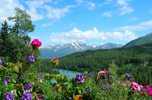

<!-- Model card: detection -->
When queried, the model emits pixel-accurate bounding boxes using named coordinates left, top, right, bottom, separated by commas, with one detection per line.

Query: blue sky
left=0, top=0, right=152, bottom=47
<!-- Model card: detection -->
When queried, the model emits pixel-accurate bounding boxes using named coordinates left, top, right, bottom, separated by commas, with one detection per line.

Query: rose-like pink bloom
left=99, top=71, right=104, bottom=75
left=98, top=71, right=110, bottom=75
left=145, top=85, right=152, bottom=95
left=131, top=82, right=141, bottom=91
left=30, top=39, right=42, bottom=47
left=105, top=71, right=110, bottom=74
left=54, top=57, right=58, bottom=60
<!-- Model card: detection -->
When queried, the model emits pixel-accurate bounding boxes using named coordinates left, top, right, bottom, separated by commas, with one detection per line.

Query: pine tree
left=0, top=20, right=11, bottom=57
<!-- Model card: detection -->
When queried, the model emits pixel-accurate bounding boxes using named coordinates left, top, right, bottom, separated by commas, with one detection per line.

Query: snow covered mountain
left=39, top=42, right=124, bottom=59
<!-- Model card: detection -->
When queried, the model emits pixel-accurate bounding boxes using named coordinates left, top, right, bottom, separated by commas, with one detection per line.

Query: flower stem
left=48, top=65, right=54, bottom=81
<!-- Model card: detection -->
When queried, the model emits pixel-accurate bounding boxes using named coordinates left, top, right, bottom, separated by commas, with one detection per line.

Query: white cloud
left=0, top=0, right=24, bottom=25
left=104, top=30, right=137, bottom=42
left=41, top=19, right=57, bottom=27
left=25, top=0, right=48, bottom=21
left=53, top=0, right=62, bottom=4
left=76, top=0, right=83, bottom=5
left=98, top=0, right=112, bottom=6
left=139, top=20, right=152, bottom=26
left=41, top=23, right=53, bottom=27
left=114, top=19, right=152, bottom=31
left=119, top=6, right=134, bottom=15
left=117, top=0, right=134, bottom=15
left=69, top=23, right=74, bottom=26
left=42, top=28, right=138, bottom=44
left=44, top=5, right=77, bottom=19
left=129, top=17, right=137, bottom=21
left=75, top=0, right=95, bottom=10
left=86, top=1, right=95, bottom=10
left=102, top=11, right=112, bottom=17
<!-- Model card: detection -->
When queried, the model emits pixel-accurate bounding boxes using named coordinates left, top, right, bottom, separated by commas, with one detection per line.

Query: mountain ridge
left=39, top=42, right=124, bottom=59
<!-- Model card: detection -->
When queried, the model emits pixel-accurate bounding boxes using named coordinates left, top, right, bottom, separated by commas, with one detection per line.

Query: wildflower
left=145, top=85, right=152, bottom=95
left=5, top=77, right=11, bottom=82
left=3, top=80, right=7, bottom=86
left=87, top=73, right=91, bottom=77
left=27, top=55, right=35, bottom=62
left=0, top=58, right=2, bottom=65
left=75, top=73, right=84, bottom=83
left=20, top=92, right=32, bottom=100
left=105, top=84, right=111, bottom=88
left=23, top=84, right=33, bottom=92
left=130, top=82, right=141, bottom=91
left=51, top=57, right=59, bottom=66
left=17, top=73, right=25, bottom=80
left=30, top=39, right=42, bottom=47
left=84, top=88, right=90, bottom=94
left=100, top=82, right=102, bottom=86
left=54, top=57, right=58, bottom=60
left=4, top=92, right=15, bottom=100
left=72, top=95, right=83, bottom=100
left=98, top=71, right=110, bottom=75
left=36, top=94, right=46, bottom=100
left=126, top=73, right=132, bottom=78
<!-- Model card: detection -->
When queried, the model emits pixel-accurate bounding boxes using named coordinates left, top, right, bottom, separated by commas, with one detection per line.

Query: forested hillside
left=123, top=32, right=152, bottom=47
left=42, top=43, right=152, bottom=86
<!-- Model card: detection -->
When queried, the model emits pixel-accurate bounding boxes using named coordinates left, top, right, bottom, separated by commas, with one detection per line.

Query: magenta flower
left=30, top=39, right=42, bottom=47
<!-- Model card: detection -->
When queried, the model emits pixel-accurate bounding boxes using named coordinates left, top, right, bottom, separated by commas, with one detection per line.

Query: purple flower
left=100, top=82, right=102, bottom=86
left=3, top=80, right=7, bottom=86
left=87, top=73, right=91, bottom=77
left=105, top=84, right=111, bottom=88
left=4, top=92, right=15, bottom=100
left=23, top=84, right=33, bottom=92
left=85, top=88, right=90, bottom=94
left=126, top=73, right=132, bottom=78
left=74, top=73, right=84, bottom=83
left=17, top=73, right=25, bottom=80
left=27, top=55, right=35, bottom=62
left=37, top=72, right=44, bottom=80
left=0, top=58, right=2, bottom=65
left=42, top=95, right=46, bottom=99
left=5, top=77, right=11, bottom=82
left=20, top=92, right=32, bottom=100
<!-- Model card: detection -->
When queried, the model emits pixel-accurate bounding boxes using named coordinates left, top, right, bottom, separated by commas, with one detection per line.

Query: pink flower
left=98, top=71, right=110, bottom=75
left=130, top=82, right=141, bottom=91
left=30, top=39, right=42, bottom=47
left=145, top=85, right=152, bottom=95
left=54, top=57, right=58, bottom=60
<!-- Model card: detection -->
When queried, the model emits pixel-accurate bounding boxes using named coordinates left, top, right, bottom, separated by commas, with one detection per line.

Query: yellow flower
left=72, top=95, right=83, bottom=100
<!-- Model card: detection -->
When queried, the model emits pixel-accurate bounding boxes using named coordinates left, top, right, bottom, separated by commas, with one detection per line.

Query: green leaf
left=11, top=65, right=19, bottom=73
left=53, top=74, right=68, bottom=84
left=5, top=62, right=15, bottom=67
left=75, top=72, right=78, bottom=75
left=68, top=82, right=73, bottom=89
